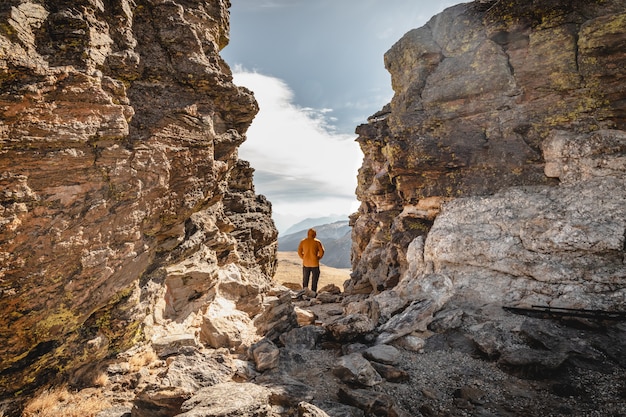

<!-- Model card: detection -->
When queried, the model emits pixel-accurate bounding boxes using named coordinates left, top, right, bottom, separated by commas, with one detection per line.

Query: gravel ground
left=296, top=299, right=626, bottom=417
left=288, top=342, right=626, bottom=417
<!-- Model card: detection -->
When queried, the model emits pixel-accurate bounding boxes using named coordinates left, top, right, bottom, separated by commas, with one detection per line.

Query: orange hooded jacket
left=297, top=228, right=325, bottom=267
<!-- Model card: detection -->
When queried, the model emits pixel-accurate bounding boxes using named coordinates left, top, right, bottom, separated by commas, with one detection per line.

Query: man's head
left=307, top=228, right=317, bottom=238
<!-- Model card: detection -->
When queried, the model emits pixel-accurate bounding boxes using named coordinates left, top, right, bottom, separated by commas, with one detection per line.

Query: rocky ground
left=293, top=294, right=626, bottom=417
left=20, top=287, right=626, bottom=417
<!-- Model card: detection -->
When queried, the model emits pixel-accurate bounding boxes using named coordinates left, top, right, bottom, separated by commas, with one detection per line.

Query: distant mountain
left=278, top=220, right=352, bottom=269
left=282, top=214, right=349, bottom=236
left=272, top=212, right=303, bottom=235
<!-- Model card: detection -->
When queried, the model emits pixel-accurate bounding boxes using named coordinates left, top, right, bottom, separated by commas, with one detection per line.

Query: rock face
left=0, top=0, right=280, bottom=406
left=349, top=0, right=626, bottom=312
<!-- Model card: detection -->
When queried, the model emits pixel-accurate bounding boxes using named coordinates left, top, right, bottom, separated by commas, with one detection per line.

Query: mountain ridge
left=280, top=214, right=349, bottom=236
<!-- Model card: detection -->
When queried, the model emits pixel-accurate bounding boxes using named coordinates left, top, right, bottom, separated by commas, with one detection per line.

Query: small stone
left=454, top=386, right=486, bottom=405
left=250, top=339, right=280, bottom=372
left=332, top=353, right=383, bottom=387
left=370, top=361, right=410, bottom=383
left=394, top=334, right=426, bottom=352
left=363, top=344, right=401, bottom=365
left=318, top=283, right=342, bottom=294
left=152, top=334, right=197, bottom=358
left=294, top=306, right=317, bottom=326
left=298, top=401, right=331, bottom=417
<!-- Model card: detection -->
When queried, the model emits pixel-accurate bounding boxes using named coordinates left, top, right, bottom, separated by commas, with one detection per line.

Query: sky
left=221, top=0, right=461, bottom=232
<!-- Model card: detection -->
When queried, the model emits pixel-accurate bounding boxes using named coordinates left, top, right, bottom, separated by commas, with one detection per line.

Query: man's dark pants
left=302, top=266, right=320, bottom=292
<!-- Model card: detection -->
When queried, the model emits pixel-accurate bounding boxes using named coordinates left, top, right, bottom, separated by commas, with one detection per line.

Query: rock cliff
left=350, top=0, right=626, bottom=312
left=0, top=0, right=280, bottom=408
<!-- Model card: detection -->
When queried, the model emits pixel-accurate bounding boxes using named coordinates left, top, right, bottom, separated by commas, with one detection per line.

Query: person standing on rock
left=297, top=228, right=325, bottom=293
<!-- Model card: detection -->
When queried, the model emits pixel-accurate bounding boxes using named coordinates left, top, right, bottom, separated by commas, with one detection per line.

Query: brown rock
left=318, top=283, right=342, bottom=294
left=298, top=402, right=332, bottom=417
left=294, top=306, right=317, bottom=326
left=250, top=339, right=280, bottom=372
left=369, top=361, right=410, bottom=383
left=133, top=387, right=190, bottom=417
left=0, top=0, right=277, bottom=406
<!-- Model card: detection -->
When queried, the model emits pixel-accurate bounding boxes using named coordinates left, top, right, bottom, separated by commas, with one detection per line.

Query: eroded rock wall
left=350, top=0, right=626, bottom=309
left=0, top=0, right=279, bottom=403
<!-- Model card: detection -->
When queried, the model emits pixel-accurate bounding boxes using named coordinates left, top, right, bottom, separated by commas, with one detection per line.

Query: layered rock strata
left=350, top=0, right=626, bottom=312
left=0, top=0, right=281, bottom=407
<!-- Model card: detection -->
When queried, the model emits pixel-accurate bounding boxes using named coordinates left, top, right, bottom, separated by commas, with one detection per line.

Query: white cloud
left=232, top=68, right=362, bottom=219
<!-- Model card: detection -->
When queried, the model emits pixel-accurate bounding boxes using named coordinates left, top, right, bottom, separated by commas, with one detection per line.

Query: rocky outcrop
left=0, top=0, right=281, bottom=409
left=341, top=4, right=626, bottom=413
left=349, top=0, right=626, bottom=313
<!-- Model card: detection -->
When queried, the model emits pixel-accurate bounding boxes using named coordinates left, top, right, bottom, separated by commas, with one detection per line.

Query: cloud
left=232, top=68, right=362, bottom=218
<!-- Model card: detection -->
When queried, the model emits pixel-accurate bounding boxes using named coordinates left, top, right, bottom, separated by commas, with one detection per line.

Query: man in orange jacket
left=297, top=228, right=325, bottom=293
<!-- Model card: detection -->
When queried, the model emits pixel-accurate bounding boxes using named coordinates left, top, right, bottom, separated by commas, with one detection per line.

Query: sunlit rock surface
left=0, top=0, right=279, bottom=406
left=349, top=0, right=626, bottom=312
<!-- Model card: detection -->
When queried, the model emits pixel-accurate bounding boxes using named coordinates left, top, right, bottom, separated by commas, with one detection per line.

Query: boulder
left=160, top=350, right=234, bottom=392
left=200, top=297, right=257, bottom=352
left=392, top=335, right=426, bottom=352
left=256, top=373, right=316, bottom=408
left=343, top=298, right=381, bottom=324
left=295, top=307, right=317, bottom=326
left=152, top=335, right=198, bottom=358
left=338, top=387, right=411, bottom=417
left=332, top=353, right=383, bottom=387
left=362, top=345, right=401, bottom=365
left=319, top=283, right=343, bottom=295
left=279, top=325, right=326, bottom=350
left=132, top=387, right=190, bottom=417
left=131, top=349, right=235, bottom=416
left=327, top=314, right=377, bottom=342
left=423, top=172, right=626, bottom=309
left=253, top=292, right=299, bottom=342
left=250, top=339, right=280, bottom=372
left=177, top=382, right=274, bottom=417
left=376, top=300, right=436, bottom=345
